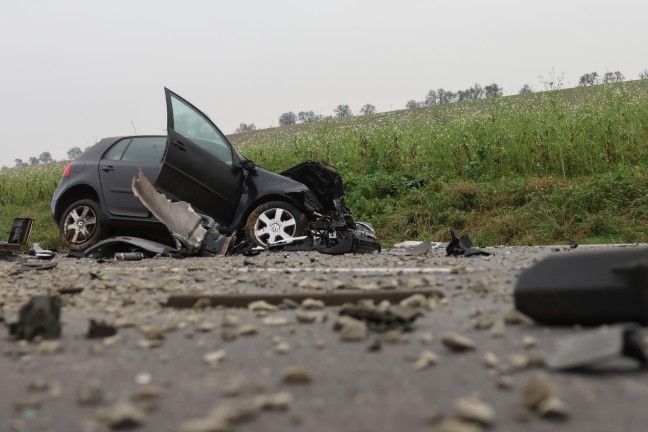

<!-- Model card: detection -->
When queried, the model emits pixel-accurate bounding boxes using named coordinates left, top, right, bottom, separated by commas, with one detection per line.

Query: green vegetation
left=2, top=80, right=648, bottom=249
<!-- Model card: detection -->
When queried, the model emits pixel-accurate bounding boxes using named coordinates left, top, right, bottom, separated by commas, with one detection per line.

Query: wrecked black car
left=51, top=88, right=379, bottom=255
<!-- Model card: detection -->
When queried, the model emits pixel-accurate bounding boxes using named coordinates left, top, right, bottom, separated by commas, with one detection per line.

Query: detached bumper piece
left=515, top=247, right=648, bottom=325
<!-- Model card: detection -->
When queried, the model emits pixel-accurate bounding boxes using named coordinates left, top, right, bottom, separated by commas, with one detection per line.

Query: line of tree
left=578, top=71, right=625, bottom=87
left=276, top=103, right=377, bottom=126
left=406, top=82, right=506, bottom=109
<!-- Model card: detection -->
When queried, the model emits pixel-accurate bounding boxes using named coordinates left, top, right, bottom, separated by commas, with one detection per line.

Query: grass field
left=2, top=80, right=648, bottom=249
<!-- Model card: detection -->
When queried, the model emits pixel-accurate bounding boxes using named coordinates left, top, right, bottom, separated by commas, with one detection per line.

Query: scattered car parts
left=0, top=217, right=34, bottom=253
left=446, top=228, right=491, bottom=257
left=515, top=247, right=648, bottom=325
left=546, top=324, right=648, bottom=370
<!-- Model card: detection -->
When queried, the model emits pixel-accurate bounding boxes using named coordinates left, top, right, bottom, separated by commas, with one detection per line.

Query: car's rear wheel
left=59, top=199, right=106, bottom=251
left=245, top=201, right=307, bottom=247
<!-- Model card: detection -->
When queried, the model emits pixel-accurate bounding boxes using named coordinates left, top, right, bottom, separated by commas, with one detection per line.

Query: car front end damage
left=113, top=162, right=381, bottom=258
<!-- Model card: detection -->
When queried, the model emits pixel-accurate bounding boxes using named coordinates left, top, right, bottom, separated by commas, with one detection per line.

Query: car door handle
left=101, top=165, right=115, bottom=172
left=172, top=141, right=187, bottom=151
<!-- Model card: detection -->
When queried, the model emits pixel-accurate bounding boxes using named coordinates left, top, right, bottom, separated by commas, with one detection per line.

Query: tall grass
left=234, top=81, right=648, bottom=180
left=2, top=81, right=647, bottom=248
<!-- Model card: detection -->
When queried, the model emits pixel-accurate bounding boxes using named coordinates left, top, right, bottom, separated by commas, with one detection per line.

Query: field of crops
left=2, top=80, right=648, bottom=248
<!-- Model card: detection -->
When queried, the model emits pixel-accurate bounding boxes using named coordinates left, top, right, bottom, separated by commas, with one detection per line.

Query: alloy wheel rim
left=254, top=208, right=297, bottom=245
left=64, top=205, right=97, bottom=244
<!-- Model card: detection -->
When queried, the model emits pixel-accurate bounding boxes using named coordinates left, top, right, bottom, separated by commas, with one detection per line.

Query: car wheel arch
left=55, top=185, right=101, bottom=223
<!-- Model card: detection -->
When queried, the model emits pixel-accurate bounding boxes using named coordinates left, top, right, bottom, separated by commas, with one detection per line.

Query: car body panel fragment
left=84, top=236, right=176, bottom=258
left=515, top=247, right=648, bottom=325
left=132, top=170, right=207, bottom=253
left=546, top=324, right=648, bottom=370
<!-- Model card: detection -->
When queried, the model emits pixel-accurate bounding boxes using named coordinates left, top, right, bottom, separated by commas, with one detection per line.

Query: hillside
left=2, top=80, right=648, bottom=248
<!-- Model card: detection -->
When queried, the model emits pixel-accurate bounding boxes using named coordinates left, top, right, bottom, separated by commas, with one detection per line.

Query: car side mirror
left=240, top=160, right=257, bottom=172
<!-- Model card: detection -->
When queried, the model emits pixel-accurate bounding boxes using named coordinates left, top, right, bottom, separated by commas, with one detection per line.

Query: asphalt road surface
left=1, top=244, right=647, bottom=432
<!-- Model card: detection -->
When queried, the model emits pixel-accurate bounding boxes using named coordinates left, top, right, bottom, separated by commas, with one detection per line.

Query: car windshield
left=170, top=94, right=233, bottom=165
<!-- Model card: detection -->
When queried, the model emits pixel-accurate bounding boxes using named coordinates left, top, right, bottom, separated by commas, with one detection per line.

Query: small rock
left=220, top=313, right=239, bottom=327
left=295, top=309, right=327, bottom=324
left=454, top=396, right=496, bottom=426
left=522, top=335, right=537, bottom=349
left=490, top=320, right=506, bottom=337
left=400, top=294, right=429, bottom=309
left=237, top=325, right=258, bottom=336
left=537, top=396, right=569, bottom=420
left=504, top=309, right=528, bottom=325
left=36, top=340, right=61, bottom=355
left=275, top=342, right=291, bottom=354
left=195, top=322, right=215, bottom=333
left=433, top=418, right=482, bottom=432
left=335, top=316, right=368, bottom=341
left=204, top=350, right=226, bottom=369
left=420, top=331, right=434, bottom=344
left=497, top=375, right=514, bottom=390
left=442, top=332, right=475, bottom=351
left=248, top=300, right=278, bottom=313
left=300, top=298, right=325, bottom=310
left=413, top=350, right=439, bottom=370
left=130, top=385, right=166, bottom=402
left=105, top=402, right=146, bottom=430
left=348, top=280, right=380, bottom=291
left=483, top=352, right=499, bottom=369
left=298, top=277, right=325, bottom=290
left=522, top=376, right=555, bottom=409
left=281, top=366, right=312, bottom=384
left=262, top=316, right=290, bottom=327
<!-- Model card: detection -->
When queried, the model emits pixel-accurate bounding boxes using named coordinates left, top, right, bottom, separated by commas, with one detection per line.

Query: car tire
left=59, top=199, right=106, bottom=251
left=245, top=201, right=307, bottom=247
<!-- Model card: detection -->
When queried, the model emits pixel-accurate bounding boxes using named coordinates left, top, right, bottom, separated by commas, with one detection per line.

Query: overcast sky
left=1, top=0, right=646, bottom=167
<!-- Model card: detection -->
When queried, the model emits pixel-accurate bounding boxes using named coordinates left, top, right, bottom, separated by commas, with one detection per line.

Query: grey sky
left=1, top=0, right=646, bottom=167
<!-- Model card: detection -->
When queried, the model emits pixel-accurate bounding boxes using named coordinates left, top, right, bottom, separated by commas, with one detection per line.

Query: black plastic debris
left=446, top=228, right=491, bottom=257
left=338, top=304, right=422, bottom=332
left=547, top=324, right=648, bottom=370
left=10, top=262, right=58, bottom=275
left=0, top=218, right=34, bottom=253
left=515, top=247, right=648, bottom=325
left=86, top=320, right=118, bottom=339
left=8, top=296, right=62, bottom=341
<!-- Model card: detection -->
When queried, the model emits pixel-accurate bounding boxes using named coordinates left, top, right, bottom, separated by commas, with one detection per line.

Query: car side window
left=121, top=137, right=167, bottom=163
left=103, top=138, right=131, bottom=160
left=170, top=94, right=233, bottom=165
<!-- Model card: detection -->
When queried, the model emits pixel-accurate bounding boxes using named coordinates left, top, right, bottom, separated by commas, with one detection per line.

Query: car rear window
left=103, top=137, right=167, bottom=163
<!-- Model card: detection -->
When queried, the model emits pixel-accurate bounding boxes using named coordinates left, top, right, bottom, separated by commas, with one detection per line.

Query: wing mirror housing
left=240, top=159, right=257, bottom=172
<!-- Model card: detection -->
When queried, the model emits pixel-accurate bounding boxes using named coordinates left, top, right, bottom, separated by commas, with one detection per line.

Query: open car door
left=155, top=88, right=244, bottom=226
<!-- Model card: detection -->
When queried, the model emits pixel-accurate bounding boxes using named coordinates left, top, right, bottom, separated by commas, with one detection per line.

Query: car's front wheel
left=245, top=201, right=307, bottom=247
left=59, top=199, right=106, bottom=251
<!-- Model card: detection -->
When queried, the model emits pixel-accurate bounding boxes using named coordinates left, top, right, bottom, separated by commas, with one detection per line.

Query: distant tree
left=465, top=83, right=484, bottom=100
left=424, top=90, right=438, bottom=106
left=334, top=105, right=353, bottom=118
left=14, top=158, right=26, bottom=167
left=436, top=88, right=455, bottom=105
left=39, top=151, right=53, bottom=163
left=360, top=104, right=376, bottom=115
left=603, top=71, right=625, bottom=83
left=640, top=69, right=648, bottom=80
left=29, top=156, right=40, bottom=165
left=484, top=83, right=503, bottom=98
left=298, top=111, right=317, bottom=123
left=278, top=112, right=297, bottom=126
left=405, top=100, right=421, bottom=109
left=519, top=84, right=533, bottom=94
left=578, top=72, right=599, bottom=87
left=67, top=147, right=83, bottom=159
left=235, top=123, right=256, bottom=133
